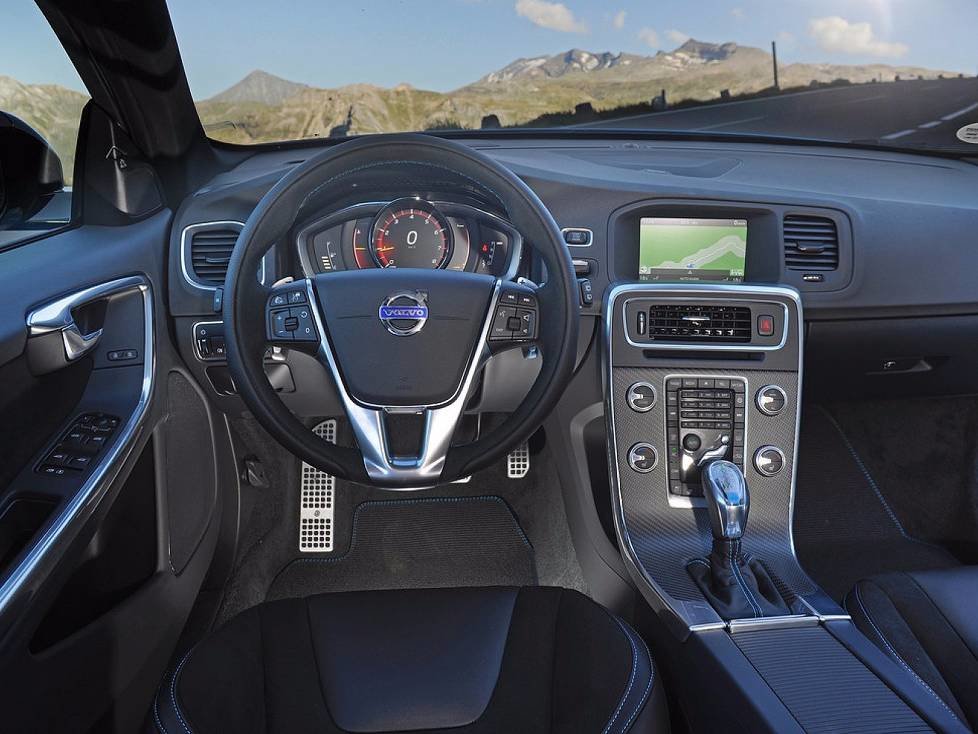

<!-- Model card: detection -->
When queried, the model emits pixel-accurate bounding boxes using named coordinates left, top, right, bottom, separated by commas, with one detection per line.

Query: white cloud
left=515, top=0, right=588, bottom=33
left=730, top=7, right=744, bottom=20
left=637, top=27, right=659, bottom=48
left=777, top=31, right=796, bottom=46
left=666, top=29, right=690, bottom=45
left=808, top=16, right=907, bottom=58
left=612, top=10, right=626, bottom=30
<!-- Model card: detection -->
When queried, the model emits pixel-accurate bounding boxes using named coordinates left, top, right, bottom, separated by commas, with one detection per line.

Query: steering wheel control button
left=270, top=293, right=289, bottom=307
left=626, top=382, right=657, bottom=412
left=756, top=385, right=787, bottom=416
left=492, top=285, right=539, bottom=343
left=627, top=443, right=658, bottom=473
left=491, top=305, right=518, bottom=340
left=514, top=309, right=536, bottom=339
left=289, top=306, right=317, bottom=341
left=754, top=446, right=786, bottom=476
left=270, top=310, right=293, bottom=341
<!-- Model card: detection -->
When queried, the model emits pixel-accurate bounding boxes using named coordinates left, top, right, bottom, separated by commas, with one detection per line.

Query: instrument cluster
left=295, top=199, right=521, bottom=278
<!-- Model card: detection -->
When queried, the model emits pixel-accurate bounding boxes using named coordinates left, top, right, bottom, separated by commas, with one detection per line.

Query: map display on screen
left=638, top=217, right=747, bottom=283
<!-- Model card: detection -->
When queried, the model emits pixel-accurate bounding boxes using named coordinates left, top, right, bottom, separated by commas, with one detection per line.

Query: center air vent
left=649, top=304, right=751, bottom=343
left=187, top=224, right=242, bottom=286
left=783, top=215, right=839, bottom=271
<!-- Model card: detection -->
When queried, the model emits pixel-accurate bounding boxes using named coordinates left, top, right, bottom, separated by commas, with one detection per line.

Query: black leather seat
left=152, top=586, right=667, bottom=733
left=846, top=567, right=978, bottom=731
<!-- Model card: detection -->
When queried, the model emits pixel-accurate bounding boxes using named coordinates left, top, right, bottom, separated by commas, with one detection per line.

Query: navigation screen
left=638, top=217, right=747, bottom=283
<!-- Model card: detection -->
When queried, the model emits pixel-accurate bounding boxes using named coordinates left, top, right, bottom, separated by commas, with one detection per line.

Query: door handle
left=61, top=322, right=103, bottom=361
left=26, top=275, right=147, bottom=373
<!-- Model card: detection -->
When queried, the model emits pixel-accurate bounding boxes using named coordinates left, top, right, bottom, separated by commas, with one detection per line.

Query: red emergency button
left=757, top=314, right=775, bottom=337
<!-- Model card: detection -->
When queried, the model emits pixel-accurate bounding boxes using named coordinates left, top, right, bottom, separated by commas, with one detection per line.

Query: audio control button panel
left=665, top=376, right=746, bottom=497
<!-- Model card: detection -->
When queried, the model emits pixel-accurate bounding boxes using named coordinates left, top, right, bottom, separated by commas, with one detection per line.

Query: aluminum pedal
left=507, top=442, right=530, bottom=479
left=299, top=419, right=336, bottom=552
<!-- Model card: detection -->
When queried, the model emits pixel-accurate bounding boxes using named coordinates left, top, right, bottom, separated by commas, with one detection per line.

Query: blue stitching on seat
left=152, top=692, right=167, bottom=734
left=601, top=613, right=639, bottom=734
left=614, top=620, right=655, bottom=734
left=293, top=495, right=532, bottom=566
left=168, top=649, right=196, bottom=734
left=852, top=584, right=962, bottom=722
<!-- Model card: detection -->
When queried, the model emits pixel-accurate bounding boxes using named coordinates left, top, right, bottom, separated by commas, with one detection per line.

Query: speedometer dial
left=370, top=199, right=452, bottom=269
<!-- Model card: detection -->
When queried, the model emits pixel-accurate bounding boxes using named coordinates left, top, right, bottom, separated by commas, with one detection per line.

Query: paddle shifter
left=688, top=460, right=794, bottom=619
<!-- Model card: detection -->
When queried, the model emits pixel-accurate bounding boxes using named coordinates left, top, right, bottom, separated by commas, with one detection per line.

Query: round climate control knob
left=627, top=443, right=658, bottom=473
left=756, top=385, right=787, bottom=416
left=626, top=382, right=657, bottom=412
left=754, top=446, right=786, bottom=477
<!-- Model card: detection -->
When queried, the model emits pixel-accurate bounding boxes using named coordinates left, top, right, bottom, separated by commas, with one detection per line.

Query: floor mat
left=793, top=405, right=959, bottom=601
left=267, top=495, right=536, bottom=600
left=212, top=417, right=585, bottom=628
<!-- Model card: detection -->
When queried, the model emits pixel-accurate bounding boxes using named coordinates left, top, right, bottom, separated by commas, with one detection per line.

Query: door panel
left=0, top=210, right=230, bottom=732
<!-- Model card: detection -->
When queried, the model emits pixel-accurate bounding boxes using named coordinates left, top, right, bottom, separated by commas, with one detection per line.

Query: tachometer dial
left=370, top=199, right=452, bottom=269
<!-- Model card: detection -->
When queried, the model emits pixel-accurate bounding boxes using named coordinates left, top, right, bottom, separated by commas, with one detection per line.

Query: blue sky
left=3, top=1, right=976, bottom=97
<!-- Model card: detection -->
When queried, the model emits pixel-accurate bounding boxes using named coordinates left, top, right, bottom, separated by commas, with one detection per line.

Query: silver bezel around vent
left=180, top=220, right=268, bottom=291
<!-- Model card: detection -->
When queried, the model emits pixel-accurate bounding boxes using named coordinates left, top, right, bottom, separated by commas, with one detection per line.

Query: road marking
left=941, top=102, right=978, bottom=121
left=918, top=121, right=942, bottom=129
left=881, top=129, right=917, bottom=140
left=694, top=115, right=766, bottom=131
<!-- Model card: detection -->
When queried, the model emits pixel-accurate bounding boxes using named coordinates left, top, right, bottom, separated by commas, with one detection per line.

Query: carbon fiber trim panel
left=612, top=367, right=808, bottom=595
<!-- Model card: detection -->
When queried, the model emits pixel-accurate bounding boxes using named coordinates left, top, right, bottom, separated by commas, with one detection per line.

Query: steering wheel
left=224, top=134, right=579, bottom=487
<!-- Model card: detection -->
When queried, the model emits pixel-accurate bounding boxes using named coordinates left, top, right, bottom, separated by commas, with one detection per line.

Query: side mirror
left=0, top=111, right=65, bottom=230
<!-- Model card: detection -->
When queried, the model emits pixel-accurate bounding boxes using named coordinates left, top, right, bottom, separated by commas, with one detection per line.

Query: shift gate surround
left=223, top=134, right=579, bottom=487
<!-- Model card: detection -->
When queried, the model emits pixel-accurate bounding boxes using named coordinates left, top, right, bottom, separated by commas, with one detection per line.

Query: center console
left=600, top=207, right=964, bottom=732
left=606, top=282, right=828, bottom=630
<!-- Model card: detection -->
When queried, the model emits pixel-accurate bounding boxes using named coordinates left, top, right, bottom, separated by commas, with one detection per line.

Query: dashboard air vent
left=188, top=225, right=242, bottom=286
left=783, top=215, right=839, bottom=271
left=648, top=304, right=751, bottom=343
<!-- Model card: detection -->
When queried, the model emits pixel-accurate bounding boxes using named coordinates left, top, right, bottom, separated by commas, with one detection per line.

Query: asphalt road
left=581, top=77, right=978, bottom=150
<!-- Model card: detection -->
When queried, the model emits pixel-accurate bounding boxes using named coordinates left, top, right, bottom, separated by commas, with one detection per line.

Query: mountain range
left=0, top=39, right=959, bottom=177
left=193, top=40, right=955, bottom=142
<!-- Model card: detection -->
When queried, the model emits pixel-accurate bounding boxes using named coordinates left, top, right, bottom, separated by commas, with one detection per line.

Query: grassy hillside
left=196, top=43, right=956, bottom=142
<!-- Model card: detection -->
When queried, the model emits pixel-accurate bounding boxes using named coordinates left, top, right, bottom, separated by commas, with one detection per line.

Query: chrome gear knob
left=702, top=460, right=749, bottom=540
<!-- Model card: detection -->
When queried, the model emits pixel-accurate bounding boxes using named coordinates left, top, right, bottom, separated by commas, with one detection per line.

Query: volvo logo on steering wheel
left=378, top=290, right=429, bottom=336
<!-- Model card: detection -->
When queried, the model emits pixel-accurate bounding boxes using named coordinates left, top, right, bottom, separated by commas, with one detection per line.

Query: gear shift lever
left=689, top=460, right=794, bottom=619
left=702, top=460, right=749, bottom=541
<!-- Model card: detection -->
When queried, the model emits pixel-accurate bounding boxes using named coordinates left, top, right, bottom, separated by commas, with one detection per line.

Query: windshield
left=170, top=1, right=978, bottom=154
